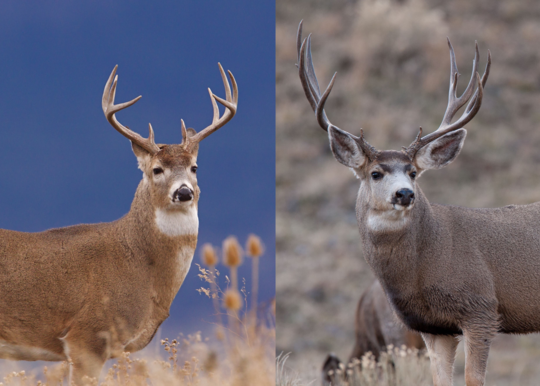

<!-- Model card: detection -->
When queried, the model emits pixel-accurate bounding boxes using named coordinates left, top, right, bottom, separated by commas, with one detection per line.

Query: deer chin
left=169, top=199, right=197, bottom=209
left=366, top=207, right=412, bottom=232
left=392, top=202, right=414, bottom=211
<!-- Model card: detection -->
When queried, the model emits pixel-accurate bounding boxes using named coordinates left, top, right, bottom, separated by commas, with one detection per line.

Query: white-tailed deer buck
left=296, top=21, right=540, bottom=386
left=0, top=63, right=237, bottom=384
left=321, top=280, right=425, bottom=386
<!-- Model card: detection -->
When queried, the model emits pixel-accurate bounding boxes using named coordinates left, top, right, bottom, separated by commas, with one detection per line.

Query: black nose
left=395, top=189, right=415, bottom=206
left=174, top=186, right=193, bottom=202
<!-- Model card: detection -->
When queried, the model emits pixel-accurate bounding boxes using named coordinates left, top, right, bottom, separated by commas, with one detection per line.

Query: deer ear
left=415, top=129, right=467, bottom=171
left=131, top=142, right=153, bottom=171
left=328, top=126, right=367, bottom=169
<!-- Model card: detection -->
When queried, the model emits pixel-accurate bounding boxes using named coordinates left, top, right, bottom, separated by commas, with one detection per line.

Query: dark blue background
left=0, top=1, right=275, bottom=342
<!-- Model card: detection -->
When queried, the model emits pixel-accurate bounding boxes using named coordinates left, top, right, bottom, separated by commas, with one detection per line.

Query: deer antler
left=296, top=20, right=379, bottom=161
left=185, top=63, right=238, bottom=147
left=102, top=66, right=160, bottom=155
left=404, top=39, right=491, bottom=159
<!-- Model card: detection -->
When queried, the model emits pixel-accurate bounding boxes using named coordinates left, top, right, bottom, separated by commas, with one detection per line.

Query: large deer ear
left=328, top=126, right=367, bottom=169
left=414, top=128, right=467, bottom=171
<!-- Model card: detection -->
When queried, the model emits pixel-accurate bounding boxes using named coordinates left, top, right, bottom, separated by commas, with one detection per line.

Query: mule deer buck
left=0, top=63, right=237, bottom=384
left=322, top=280, right=425, bottom=386
left=296, top=21, right=540, bottom=386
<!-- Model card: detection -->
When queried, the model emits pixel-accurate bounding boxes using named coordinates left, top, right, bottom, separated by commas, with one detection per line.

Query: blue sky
left=0, top=1, right=275, bottom=342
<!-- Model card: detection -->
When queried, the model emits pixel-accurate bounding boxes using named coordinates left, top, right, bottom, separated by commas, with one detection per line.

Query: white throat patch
left=367, top=210, right=411, bottom=232
left=155, top=206, right=199, bottom=237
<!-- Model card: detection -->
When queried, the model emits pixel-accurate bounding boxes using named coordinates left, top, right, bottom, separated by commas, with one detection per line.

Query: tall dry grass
left=0, top=235, right=274, bottom=386
left=277, top=346, right=431, bottom=386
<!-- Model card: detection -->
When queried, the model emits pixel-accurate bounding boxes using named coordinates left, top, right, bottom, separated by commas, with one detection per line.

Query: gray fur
left=338, top=141, right=540, bottom=386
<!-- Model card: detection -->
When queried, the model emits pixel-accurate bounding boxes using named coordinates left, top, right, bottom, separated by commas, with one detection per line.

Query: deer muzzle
left=393, top=189, right=415, bottom=207
left=173, top=185, right=194, bottom=202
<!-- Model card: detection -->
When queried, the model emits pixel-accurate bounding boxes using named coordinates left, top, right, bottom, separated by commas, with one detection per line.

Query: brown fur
left=0, top=141, right=202, bottom=384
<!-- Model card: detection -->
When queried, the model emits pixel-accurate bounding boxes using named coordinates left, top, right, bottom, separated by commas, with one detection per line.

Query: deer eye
left=371, top=171, right=383, bottom=180
left=191, top=166, right=198, bottom=174
left=153, top=167, right=163, bottom=175
left=410, top=171, right=417, bottom=179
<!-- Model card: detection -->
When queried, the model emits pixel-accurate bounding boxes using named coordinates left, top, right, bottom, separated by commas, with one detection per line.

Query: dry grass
left=277, top=0, right=540, bottom=384
left=0, top=235, right=274, bottom=386
left=277, top=346, right=431, bottom=386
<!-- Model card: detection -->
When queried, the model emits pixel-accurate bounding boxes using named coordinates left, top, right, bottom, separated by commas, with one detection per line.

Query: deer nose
left=395, top=189, right=415, bottom=206
left=173, top=186, right=193, bottom=202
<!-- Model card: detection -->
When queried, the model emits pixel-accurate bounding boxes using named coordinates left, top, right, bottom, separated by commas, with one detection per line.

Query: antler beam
left=404, top=40, right=491, bottom=158
left=296, top=21, right=379, bottom=161
left=187, top=63, right=238, bottom=145
left=102, top=66, right=160, bottom=155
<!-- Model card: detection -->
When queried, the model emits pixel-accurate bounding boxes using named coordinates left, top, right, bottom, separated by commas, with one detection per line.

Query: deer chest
left=385, top=286, right=464, bottom=336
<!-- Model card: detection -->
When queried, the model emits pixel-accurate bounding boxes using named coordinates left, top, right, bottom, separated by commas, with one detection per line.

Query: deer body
left=0, top=181, right=197, bottom=361
left=360, top=177, right=540, bottom=337
left=0, top=64, right=237, bottom=384
left=296, top=20, right=534, bottom=386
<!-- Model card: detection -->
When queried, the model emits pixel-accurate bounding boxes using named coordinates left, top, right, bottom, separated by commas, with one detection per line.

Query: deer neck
left=357, top=184, right=437, bottom=293
left=121, top=177, right=199, bottom=307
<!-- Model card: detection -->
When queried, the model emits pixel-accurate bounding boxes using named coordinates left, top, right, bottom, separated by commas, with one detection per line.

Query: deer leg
left=62, top=330, right=110, bottom=385
left=421, top=333, right=459, bottom=386
left=462, top=325, right=495, bottom=386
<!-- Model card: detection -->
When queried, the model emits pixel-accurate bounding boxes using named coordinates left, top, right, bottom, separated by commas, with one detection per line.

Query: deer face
left=364, top=152, right=417, bottom=211
left=133, top=139, right=200, bottom=212
left=132, top=139, right=201, bottom=238
left=327, top=125, right=467, bottom=230
left=328, top=127, right=417, bottom=212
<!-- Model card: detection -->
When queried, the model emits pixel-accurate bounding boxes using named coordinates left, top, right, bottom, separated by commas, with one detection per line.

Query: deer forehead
left=365, top=151, right=415, bottom=178
left=369, top=151, right=412, bottom=170
left=153, top=145, right=196, bottom=168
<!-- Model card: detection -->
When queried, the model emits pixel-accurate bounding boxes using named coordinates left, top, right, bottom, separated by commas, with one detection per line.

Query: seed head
left=201, top=243, right=218, bottom=266
left=223, top=288, right=243, bottom=311
left=223, top=236, right=243, bottom=267
left=215, top=325, right=225, bottom=341
left=246, top=234, right=264, bottom=258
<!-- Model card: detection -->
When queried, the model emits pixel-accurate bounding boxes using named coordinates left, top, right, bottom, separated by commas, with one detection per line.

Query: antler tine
left=188, top=63, right=238, bottom=144
left=316, top=72, right=337, bottom=131
left=180, top=119, right=188, bottom=144
left=440, top=39, right=480, bottom=128
left=102, top=66, right=160, bottom=155
left=297, top=36, right=319, bottom=112
left=405, top=71, right=484, bottom=159
left=305, top=35, right=322, bottom=100
left=404, top=41, right=490, bottom=159
left=297, top=21, right=379, bottom=160
left=297, top=28, right=332, bottom=129
left=465, top=50, right=491, bottom=114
